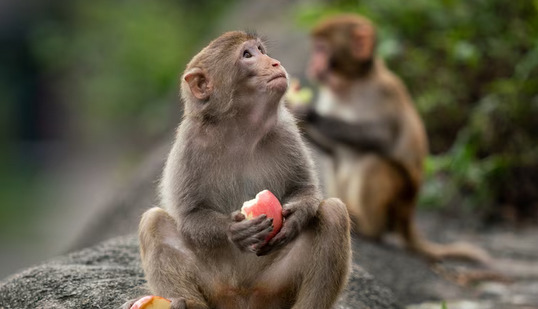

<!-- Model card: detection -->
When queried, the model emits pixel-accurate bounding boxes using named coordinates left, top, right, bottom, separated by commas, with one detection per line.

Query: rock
left=0, top=236, right=146, bottom=309
left=352, top=237, right=467, bottom=305
left=0, top=235, right=400, bottom=309
left=337, top=265, right=401, bottom=309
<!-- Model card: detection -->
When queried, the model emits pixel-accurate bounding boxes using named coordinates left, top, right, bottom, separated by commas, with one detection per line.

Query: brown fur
left=297, top=14, right=490, bottom=263
left=123, top=31, right=351, bottom=309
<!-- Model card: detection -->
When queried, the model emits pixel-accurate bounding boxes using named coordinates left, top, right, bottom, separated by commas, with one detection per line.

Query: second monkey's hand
left=285, top=78, right=313, bottom=120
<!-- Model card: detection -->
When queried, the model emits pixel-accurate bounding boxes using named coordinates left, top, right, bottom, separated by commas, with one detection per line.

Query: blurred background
left=1, top=0, right=537, bottom=280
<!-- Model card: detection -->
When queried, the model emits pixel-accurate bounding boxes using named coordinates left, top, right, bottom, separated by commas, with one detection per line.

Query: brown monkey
left=290, top=14, right=490, bottom=263
left=122, top=31, right=351, bottom=309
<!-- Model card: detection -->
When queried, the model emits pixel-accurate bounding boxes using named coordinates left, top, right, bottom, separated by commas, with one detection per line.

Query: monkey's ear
left=351, top=26, right=375, bottom=61
left=184, top=68, right=213, bottom=101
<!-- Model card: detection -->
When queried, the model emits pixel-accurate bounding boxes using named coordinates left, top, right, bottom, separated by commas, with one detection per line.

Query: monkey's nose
left=272, top=60, right=280, bottom=67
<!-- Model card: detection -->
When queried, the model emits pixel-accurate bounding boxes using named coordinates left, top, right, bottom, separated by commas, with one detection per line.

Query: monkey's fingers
left=247, top=225, right=274, bottom=253
left=120, top=299, right=137, bottom=309
left=231, top=210, right=246, bottom=222
left=229, top=216, right=273, bottom=250
left=256, top=227, right=292, bottom=256
left=170, top=297, right=187, bottom=309
left=282, top=208, right=291, bottom=218
left=235, top=224, right=273, bottom=253
left=230, top=214, right=268, bottom=233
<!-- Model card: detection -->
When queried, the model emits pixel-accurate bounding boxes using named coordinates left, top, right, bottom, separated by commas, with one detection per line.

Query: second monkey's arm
left=305, top=109, right=400, bottom=155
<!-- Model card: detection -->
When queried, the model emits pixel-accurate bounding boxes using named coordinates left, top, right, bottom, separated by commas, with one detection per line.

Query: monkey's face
left=308, top=18, right=376, bottom=90
left=307, top=37, right=351, bottom=91
left=307, top=38, right=332, bottom=83
left=236, top=39, right=288, bottom=97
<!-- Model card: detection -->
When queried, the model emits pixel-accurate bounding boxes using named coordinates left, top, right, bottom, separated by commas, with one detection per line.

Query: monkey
left=122, top=31, right=351, bottom=309
left=288, top=14, right=490, bottom=264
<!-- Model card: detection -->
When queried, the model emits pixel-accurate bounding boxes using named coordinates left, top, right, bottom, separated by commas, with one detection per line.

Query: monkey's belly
left=205, top=245, right=302, bottom=308
left=209, top=268, right=293, bottom=309
left=211, top=283, right=292, bottom=309
left=330, top=151, right=380, bottom=214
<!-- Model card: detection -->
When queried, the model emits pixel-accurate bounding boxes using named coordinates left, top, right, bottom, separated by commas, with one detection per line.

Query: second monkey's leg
left=138, top=207, right=210, bottom=309
left=348, top=156, right=402, bottom=239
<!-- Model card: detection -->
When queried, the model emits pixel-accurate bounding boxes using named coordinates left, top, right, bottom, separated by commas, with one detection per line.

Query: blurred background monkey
left=288, top=14, right=490, bottom=263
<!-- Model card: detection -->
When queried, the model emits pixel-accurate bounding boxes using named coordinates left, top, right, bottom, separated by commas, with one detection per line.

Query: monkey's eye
left=243, top=50, right=252, bottom=58
left=258, top=45, right=264, bottom=53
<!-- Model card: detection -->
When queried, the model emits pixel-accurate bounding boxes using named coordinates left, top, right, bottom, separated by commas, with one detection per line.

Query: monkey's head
left=181, top=31, right=288, bottom=121
left=308, top=14, right=377, bottom=86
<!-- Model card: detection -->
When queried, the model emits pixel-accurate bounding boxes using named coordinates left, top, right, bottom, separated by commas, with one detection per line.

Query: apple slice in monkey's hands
left=241, top=190, right=283, bottom=242
left=130, top=296, right=171, bottom=309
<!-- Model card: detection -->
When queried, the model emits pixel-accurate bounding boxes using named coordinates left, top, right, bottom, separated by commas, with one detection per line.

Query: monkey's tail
left=402, top=223, right=492, bottom=265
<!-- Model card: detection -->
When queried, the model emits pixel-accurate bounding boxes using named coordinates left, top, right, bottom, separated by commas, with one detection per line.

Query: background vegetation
left=0, top=0, right=232, bottom=277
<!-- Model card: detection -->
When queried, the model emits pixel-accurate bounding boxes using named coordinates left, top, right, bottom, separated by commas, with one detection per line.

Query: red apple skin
left=130, top=296, right=171, bottom=309
left=241, top=190, right=283, bottom=242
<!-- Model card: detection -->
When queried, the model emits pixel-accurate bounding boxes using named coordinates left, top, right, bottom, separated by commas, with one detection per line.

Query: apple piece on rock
left=130, top=296, right=171, bottom=309
left=241, top=190, right=283, bottom=242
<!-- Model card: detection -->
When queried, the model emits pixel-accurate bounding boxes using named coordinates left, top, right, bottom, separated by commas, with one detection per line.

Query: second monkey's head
left=181, top=31, right=288, bottom=121
left=308, top=14, right=377, bottom=85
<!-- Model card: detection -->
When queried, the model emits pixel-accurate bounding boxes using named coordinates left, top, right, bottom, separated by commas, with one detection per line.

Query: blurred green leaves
left=29, top=0, right=230, bottom=143
left=0, top=0, right=233, bottom=245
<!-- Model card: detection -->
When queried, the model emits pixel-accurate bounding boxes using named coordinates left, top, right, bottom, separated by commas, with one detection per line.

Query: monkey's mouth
left=267, top=73, right=287, bottom=83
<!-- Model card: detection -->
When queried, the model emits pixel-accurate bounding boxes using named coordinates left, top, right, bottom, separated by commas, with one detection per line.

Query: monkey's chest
left=205, top=158, right=289, bottom=212
left=315, top=87, right=385, bottom=122
left=240, top=162, right=288, bottom=201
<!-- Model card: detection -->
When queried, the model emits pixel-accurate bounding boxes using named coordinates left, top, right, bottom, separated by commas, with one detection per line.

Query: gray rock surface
left=0, top=235, right=400, bottom=309
left=0, top=236, right=146, bottom=309
left=352, top=237, right=466, bottom=305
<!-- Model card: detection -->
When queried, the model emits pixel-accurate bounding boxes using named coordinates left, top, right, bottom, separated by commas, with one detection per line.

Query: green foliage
left=297, top=0, right=538, bottom=217
left=0, top=0, right=233, bottom=245
left=29, top=0, right=231, bottom=143
left=419, top=130, right=508, bottom=212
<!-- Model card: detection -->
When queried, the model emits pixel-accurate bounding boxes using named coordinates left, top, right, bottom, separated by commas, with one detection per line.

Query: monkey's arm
left=180, top=208, right=232, bottom=248
left=180, top=206, right=273, bottom=254
left=288, top=106, right=337, bottom=153
left=305, top=109, right=399, bottom=154
left=301, top=124, right=338, bottom=154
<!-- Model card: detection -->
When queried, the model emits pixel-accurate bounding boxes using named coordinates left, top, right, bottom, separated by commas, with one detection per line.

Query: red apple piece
left=241, top=190, right=283, bottom=242
left=130, top=296, right=171, bottom=309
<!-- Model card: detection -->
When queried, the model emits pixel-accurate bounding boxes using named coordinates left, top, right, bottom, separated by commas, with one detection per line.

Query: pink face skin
left=306, top=38, right=355, bottom=96
left=237, top=39, right=289, bottom=96
left=307, top=39, right=331, bottom=82
left=231, top=39, right=289, bottom=137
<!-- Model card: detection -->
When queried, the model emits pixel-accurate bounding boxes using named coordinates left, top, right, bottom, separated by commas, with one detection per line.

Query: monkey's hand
left=285, top=78, right=313, bottom=109
left=256, top=204, right=309, bottom=256
left=228, top=211, right=274, bottom=254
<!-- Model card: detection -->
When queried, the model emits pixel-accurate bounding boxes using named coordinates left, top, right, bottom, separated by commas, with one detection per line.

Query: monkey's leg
left=138, top=207, right=210, bottom=309
left=395, top=204, right=492, bottom=264
left=291, top=198, right=351, bottom=309
left=343, top=156, right=398, bottom=238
